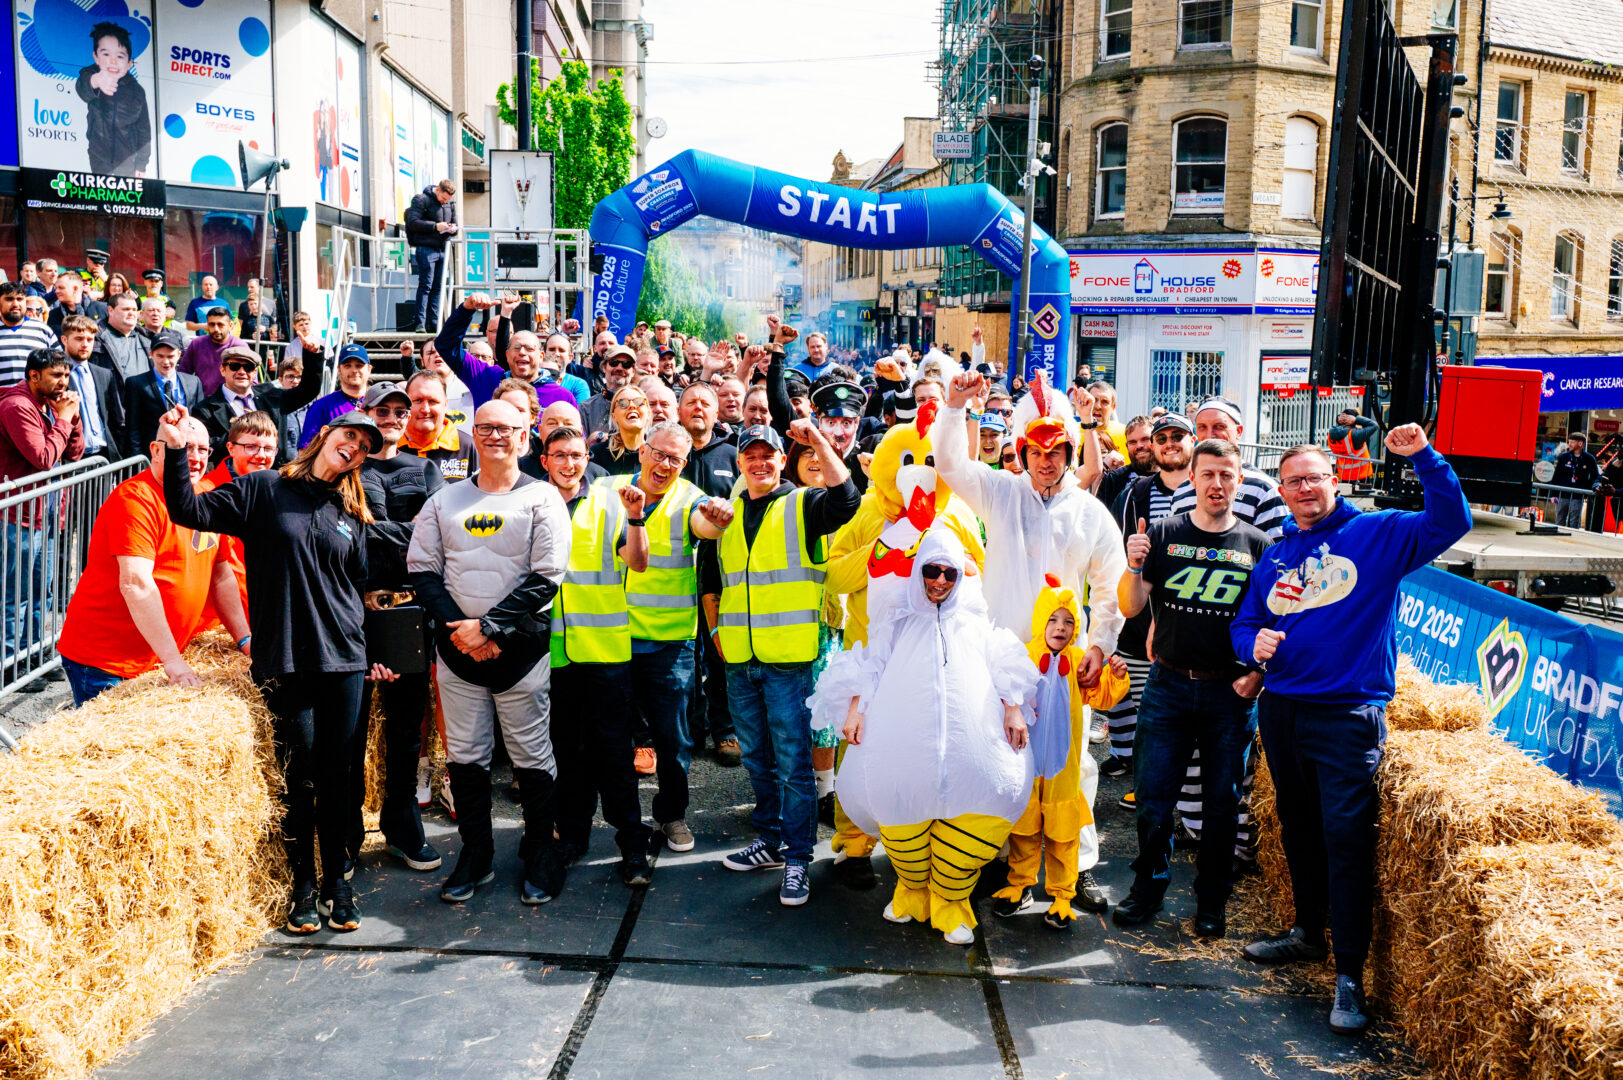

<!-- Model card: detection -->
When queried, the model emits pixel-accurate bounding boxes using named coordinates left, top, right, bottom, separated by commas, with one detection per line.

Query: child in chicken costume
left=819, top=401, right=985, bottom=879
left=993, top=576, right=1129, bottom=929
left=810, top=530, right=1037, bottom=945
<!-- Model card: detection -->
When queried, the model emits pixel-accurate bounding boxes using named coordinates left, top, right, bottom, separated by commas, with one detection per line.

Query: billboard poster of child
left=14, top=0, right=156, bottom=175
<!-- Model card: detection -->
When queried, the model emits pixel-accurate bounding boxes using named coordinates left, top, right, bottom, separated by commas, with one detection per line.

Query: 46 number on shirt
left=1162, top=566, right=1248, bottom=605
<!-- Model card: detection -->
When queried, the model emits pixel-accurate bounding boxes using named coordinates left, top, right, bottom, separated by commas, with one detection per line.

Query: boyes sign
left=588, top=150, right=1075, bottom=384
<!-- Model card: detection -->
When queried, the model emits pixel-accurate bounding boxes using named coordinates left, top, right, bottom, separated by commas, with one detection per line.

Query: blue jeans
left=412, top=247, right=445, bottom=328
left=63, top=656, right=123, bottom=706
left=1131, top=665, right=1257, bottom=911
left=4, top=521, right=53, bottom=680
left=631, top=640, right=696, bottom=824
left=725, top=659, right=816, bottom=865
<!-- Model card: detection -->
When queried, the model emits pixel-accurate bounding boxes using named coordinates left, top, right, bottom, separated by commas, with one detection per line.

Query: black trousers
left=688, top=622, right=734, bottom=748
left=262, top=671, right=366, bottom=886
left=346, top=672, right=430, bottom=857
left=551, top=660, right=651, bottom=858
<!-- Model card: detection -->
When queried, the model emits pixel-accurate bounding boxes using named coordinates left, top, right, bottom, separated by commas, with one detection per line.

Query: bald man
left=433, top=293, right=576, bottom=411
left=520, top=399, right=609, bottom=486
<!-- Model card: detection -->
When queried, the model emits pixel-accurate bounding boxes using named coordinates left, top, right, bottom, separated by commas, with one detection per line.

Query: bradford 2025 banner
left=1397, top=565, right=1623, bottom=816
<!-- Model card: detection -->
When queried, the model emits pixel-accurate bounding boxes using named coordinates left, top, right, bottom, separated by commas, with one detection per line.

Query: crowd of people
left=14, top=268, right=1474, bottom=1037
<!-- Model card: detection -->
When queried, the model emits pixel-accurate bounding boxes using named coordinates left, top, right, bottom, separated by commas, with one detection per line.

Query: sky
left=639, top=0, right=942, bottom=180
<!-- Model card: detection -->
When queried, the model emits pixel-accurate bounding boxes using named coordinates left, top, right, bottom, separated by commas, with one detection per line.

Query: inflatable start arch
left=588, top=150, right=1072, bottom=384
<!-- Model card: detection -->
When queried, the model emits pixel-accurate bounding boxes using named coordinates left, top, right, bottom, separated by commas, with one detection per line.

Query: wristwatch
left=627, top=516, right=647, bottom=528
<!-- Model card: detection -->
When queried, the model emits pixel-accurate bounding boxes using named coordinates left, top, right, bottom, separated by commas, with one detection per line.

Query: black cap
left=152, top=329, right=184, bottom=353
left=84, top=248, right=109, bottom=263
left=737, top=424, right=784, bottom=453
left=363, top=381, right=411, bottom=410
left=812, top=381, right=864, bottom=418
left=888, top=390, right=918, bottom=421
left=325, top=410, right=383, bottom=453
left=1151, top=413, right=1195, bottom=438
left=142, top=268, right=164, bottom=282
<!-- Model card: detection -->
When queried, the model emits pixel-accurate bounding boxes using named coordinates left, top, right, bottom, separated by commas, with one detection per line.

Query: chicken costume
left=994, top=575, right=1129, bottom=923
left=809, top=531, right=1037, bottom=942
left=820, top=400, right=984, bottom=861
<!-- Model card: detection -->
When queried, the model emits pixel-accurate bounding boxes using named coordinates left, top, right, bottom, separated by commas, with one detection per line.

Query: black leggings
left=262, top=671, right=366, bottom=886
left=346, top=672, right=430, bottom=856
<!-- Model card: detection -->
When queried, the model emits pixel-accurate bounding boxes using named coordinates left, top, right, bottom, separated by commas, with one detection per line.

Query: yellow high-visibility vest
left=553, top=479, right=630, bottom=666
left=716, top=487, right=827, bottom=664
left=614, top=473, right=703, bottom=641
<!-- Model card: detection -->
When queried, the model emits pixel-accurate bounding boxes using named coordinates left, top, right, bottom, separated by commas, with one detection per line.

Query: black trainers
left=320, top=878, right=360, bottom=932
left=1043, top=905, right=1075, bottom=931
left=992, top=887, right=1033, bottom=918
left=1243, top=926, right=1329, bottom=965
left=1099, top=755, right=1130, bottom=778
left=619, top=854, right=653, bottom=887
left=1074, top=869, right=1108, bottom=913
left=522, top=848, right=568, bottom=905
left=386, top=841, right=442, bottom=871
left=1329, top=975, right=1370, bottom=1035
left=1192, top=910, right=1227, bottom=939
left=286, top=880, right=321, bottom=934
left=439, top=845, right=495, bottom=904
left=832, top=852, right=878, bottom=890
left=341, top=858, right=356, bottom=882
left=1110, top=890, right=1163, bottom=926
left=817, top=792, right=836, bottom=828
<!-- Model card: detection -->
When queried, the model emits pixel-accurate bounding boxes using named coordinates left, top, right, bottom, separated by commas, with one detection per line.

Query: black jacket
left=1553, top=449, right=1601, bottom=490
left=70, top=359, right=126, bottom=459
left=195, top=343, right=325, bottom=466
left=75, top=65, right=151, bottom=174
left=404, top=187, right=457, bottom=252
left=48, top=298, right=108, bottom=336
left=91, top=326, right=152, bottom=386
left=360, top=454, right=444, bottom=588
left=125, top=370, right=204, bottom=454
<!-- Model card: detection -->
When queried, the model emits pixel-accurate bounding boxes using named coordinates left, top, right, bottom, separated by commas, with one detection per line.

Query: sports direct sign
left=1069, top=247, right=1319, bottom=316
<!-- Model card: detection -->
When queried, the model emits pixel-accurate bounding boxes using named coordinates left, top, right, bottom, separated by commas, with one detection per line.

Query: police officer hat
left=811, top=380, right=864, bottom=419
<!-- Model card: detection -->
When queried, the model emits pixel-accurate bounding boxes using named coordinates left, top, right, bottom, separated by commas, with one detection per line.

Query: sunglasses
left=603, top=358, right=633, bottom=370
left=370, top=406, right=410, bottom=419
left=223, top=361, right=257, bottom=373
left=921, top=565, right=959, bottom=583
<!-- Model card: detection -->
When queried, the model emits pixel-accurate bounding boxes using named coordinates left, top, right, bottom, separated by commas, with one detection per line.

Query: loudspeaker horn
left=239, top=142, right=289, bottom=191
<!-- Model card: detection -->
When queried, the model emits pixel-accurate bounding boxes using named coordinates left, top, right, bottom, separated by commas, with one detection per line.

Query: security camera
left=1028, top=54, right=1045, bottom=76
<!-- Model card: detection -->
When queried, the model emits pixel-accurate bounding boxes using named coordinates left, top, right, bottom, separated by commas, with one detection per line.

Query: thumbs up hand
left=1126, top=517, right=1151, bottom=571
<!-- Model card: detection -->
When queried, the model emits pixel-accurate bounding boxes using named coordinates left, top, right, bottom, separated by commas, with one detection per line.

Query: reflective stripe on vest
left=553, top=480, right=631, bottom=666
left=715, top=487, right=827, bottom=664
left=1329, top=432, right=1373, bottom=482
left=616, top=473, right=703, bottom=641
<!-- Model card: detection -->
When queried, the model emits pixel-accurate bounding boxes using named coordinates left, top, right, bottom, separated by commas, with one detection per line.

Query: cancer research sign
left=1479, top=354, right=1623, bottom=413
left=1398, top=565, right=1623, bottom=816
left=1069, top=247, right=1319, bottom=315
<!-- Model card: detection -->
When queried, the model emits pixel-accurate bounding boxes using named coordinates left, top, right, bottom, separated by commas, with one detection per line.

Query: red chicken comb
left=915, top=398, right=939, bottom=437
left=1045, top=573, right=1061, bottom=588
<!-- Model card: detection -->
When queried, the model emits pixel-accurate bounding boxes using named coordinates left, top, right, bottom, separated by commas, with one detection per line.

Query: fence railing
left=0, top=455, right=150, bottom=715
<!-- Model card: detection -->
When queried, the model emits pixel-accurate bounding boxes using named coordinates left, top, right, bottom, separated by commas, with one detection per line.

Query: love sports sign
left=1396, top=565, right=1623, bottom=816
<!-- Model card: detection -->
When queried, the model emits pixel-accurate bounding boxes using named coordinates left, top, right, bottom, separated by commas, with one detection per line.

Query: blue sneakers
left=722, top=839, right=785, bottom=872
left=779, top=864, right=810, bottom=907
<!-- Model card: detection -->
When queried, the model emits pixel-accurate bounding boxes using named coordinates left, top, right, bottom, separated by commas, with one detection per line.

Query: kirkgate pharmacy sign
left=21, top=168, right=167, bottom=219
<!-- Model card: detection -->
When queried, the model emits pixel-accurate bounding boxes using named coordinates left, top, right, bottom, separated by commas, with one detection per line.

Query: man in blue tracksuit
left=1230, top=423, right=1471, bottom=1037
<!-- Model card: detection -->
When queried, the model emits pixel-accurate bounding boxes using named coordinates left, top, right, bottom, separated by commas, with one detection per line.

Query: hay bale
left=1413, top=842, right=1623, bottom=1080
left=1387, top=658, right=1490, bottom=732
left=1246, top=752, right=1297, bottom=929
left=0, top=633, right=287, bottom=1080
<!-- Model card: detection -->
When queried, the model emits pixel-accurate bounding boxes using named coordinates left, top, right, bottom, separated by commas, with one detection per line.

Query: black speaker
left=396, top=301, right=418, bottom=331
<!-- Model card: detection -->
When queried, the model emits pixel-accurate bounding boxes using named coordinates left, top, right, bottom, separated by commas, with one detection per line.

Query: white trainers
left=1089, top=718, right=1109, bottom=744
left=416, top=758, right=433, bottom=808
left=943, top=924, right=974, bottom=946
left=434, top=770, right=456, bottom=820
left=882, top=902, right=913, bottom=924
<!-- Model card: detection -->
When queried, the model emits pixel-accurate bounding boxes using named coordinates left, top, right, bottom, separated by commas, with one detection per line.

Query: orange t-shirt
left=199, top=461, right=249, bottom=622
left=58, top=470, right=224, bottom=678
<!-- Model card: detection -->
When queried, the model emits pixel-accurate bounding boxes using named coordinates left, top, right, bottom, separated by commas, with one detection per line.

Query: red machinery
left=1433, top=364, right=1542, bottom=505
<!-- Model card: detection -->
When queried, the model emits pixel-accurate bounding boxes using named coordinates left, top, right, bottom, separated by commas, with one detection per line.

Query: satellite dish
left=645, top=116, right=668, bottom=139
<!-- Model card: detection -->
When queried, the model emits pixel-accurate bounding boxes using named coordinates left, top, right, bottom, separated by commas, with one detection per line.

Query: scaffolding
left=932, top=0, right=1058, bottom=307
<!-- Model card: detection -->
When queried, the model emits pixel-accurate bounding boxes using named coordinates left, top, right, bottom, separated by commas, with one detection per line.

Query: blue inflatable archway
left=588, top=150, right=1072, bottom=384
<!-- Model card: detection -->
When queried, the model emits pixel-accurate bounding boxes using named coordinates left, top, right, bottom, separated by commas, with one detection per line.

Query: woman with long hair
left=160, top=407, right=388, bottom=935
left=589, top=384, right=648, bottom=475
left=104, top=272, right=130, bottom=300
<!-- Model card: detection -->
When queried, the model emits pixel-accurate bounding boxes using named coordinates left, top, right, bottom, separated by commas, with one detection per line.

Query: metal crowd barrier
left=0, top=454, right=150, bottom=714
left=1530, top=481, right=1612, bottom=533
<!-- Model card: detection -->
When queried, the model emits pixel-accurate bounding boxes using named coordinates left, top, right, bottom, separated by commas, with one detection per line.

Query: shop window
left=1290, top=0, right=1322, bottom=52
left=1609, top=238, right=1623, bottom=320
left=1562, top=91, right=1591, bottom=177
left=1096, top=123, right=1128, bottom=220
left=1432, top=0, right=1456, bottom=28
left=1179, top=0, right=1231, bottom=48
left=24, top=210, right=158, bottom=290
left=1552, top=233, right=1580, bottom=322
left=1283, top=117, right=1320, bottom=220
left=1494, top=82, right=1524, bottom=168
left=1151, top=349, right=1224, bottom=410
left=1102, top=0, right=1132, bottom=60
left=1484, top=232, right=1515, bottom=317
left=1173, top=117, right=1227, bottom=213
left=164, top=208, right=265, bottom=315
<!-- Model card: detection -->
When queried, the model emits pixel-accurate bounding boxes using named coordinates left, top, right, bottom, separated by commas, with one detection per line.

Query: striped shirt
left=1170, top=465, right=1288, bottom=540
left=0, top=321, right=57, bottom=387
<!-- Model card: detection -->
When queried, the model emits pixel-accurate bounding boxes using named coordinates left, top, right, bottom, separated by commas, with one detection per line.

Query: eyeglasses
left=547, top=451, right=587, bottom=464
left=987, top=406, right=1014, bottom=417
left=182, top=443, right=213, bottom=458
left=920, top=565, right=959, bottom=583
left=614, top=397, right=647, bottom=410
left=474, top=423, right=523, bottom=438
left=1280, top=473, right=1334, bottom=491
left=643, top=446, right=687, bottom=469
left=370, top=407, right=410, bottom=419
left=230, top=440, right=276, bottom=456
left=223, top=361, right=257, bottom=373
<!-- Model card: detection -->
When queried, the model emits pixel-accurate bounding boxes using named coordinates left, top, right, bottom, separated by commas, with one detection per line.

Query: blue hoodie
left=1230, top=445, right=1471, bottom=706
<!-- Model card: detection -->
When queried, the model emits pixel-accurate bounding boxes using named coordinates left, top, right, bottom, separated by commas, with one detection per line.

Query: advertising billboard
left=1069, top=248, right=1254, bottom=315
left=311, top=18, right=363, bottom=210
left=14, top=0, right=157, bottom=174
left=153, top=0, right=274, bottom=187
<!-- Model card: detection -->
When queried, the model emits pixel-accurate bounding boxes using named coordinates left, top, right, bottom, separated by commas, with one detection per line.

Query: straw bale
left=0, top=633, right=287, bottom=1080
left=1387, top=658, right=1490, bottom=733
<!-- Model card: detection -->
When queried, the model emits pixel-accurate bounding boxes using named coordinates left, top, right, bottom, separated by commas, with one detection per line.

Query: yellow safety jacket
left=614, top=473, right=703, bottom=641
left=552, top=479, right=630, bottom=666
left=716, top=487, right=827, bottom=664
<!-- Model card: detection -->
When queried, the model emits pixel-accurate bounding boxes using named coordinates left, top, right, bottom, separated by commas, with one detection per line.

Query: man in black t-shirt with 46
left=1111, top=438, right=1271, bottom=939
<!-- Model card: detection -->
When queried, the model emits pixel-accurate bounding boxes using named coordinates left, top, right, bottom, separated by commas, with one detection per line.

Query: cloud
left=640, top=0, right=939, bottom=179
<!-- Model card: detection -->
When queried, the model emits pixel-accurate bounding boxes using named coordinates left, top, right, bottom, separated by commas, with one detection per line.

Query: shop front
left=827, top=299, right=875, bottom=353
left=1478, top=352, right=1623, bottom=478
left=1069, top=246, right=1356, bottom=441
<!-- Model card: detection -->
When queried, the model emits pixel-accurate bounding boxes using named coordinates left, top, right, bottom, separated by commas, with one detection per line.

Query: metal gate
left=1150, top=350, right=1224, bottom=412
left=1254, top=387, right=1371, bottom=473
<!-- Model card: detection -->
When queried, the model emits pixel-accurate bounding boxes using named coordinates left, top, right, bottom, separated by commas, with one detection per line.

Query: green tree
left=496, top=59, right=636, bottom=229
left=636, top=242, right=709, bottom=334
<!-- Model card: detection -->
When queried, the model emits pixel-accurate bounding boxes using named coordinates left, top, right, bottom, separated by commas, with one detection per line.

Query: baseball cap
left=1151, top=413, right=1196, bottom=438
left=978, top=413, right=1007, bottom=434
left=152, top=329, right=184, bottom=353
left=364, top=381, right=411, bottom=410
left=338, top=344, right=371, bottom=366
left=325, top=410, right=383, bottom=453
left=812, top=381, right=864, bottom=418
left=737, top=424, right=784, bottom=453
left=602, top=344, right=636, bottom=366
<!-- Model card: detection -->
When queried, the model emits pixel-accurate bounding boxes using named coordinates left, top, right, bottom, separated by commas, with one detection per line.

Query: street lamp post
left=1015, top=53, right=1044, bottom=378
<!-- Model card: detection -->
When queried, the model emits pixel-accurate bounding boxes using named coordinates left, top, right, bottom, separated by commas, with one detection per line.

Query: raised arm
left=935, top=372, right=999, bottom=517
